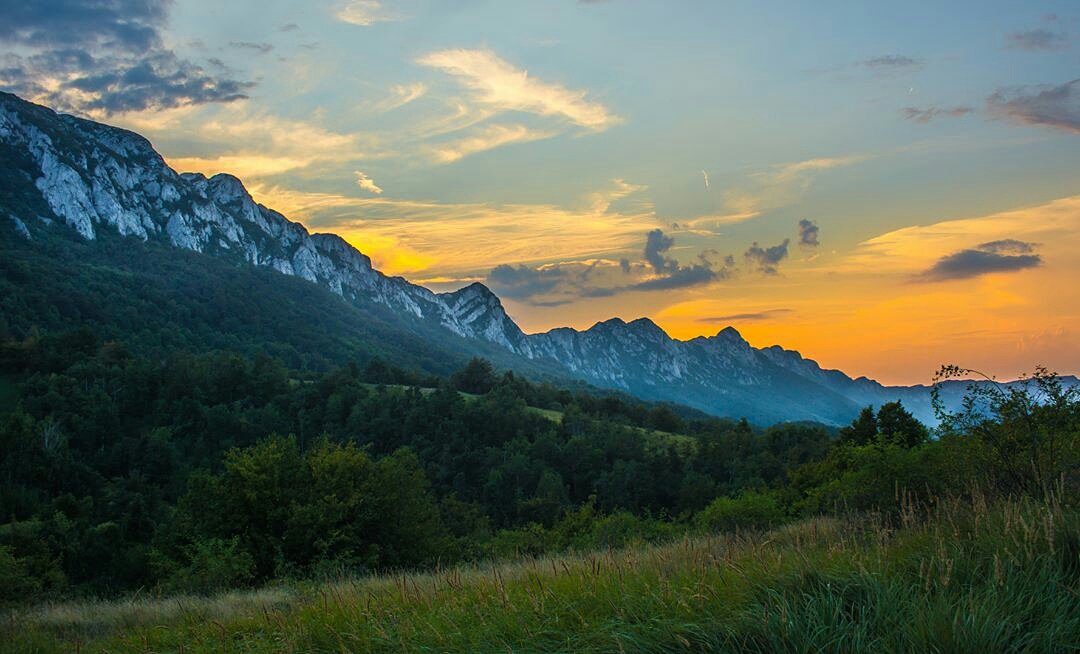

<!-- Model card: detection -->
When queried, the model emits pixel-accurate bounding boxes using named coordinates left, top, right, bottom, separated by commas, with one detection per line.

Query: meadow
left=6, top=491, right=1078, bottom=653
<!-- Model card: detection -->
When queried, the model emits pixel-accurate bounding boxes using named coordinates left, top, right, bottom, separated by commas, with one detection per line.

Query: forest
left=2, top=328, right=1076, bottom=608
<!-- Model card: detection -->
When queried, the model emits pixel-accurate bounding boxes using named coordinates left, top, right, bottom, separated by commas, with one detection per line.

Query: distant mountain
left=2, top=92, right=1072, bottom=425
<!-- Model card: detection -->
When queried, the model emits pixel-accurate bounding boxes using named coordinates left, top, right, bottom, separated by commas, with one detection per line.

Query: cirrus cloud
left=416, top=48, right=620, bottom=132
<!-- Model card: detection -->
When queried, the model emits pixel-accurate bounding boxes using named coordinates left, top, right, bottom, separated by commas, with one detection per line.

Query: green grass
left=6, top=494, right=1078, bottom=653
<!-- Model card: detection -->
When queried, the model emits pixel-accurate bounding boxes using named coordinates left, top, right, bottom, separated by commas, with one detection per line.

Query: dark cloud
left=859, top=55, right=922, bottom=73
left=744, top=239, right=790, bottom=275
left=977, top=239, right=1038, bottom=255
left=699, top=309, right=793, bottom=322
left=279, top=23, right=300, bottom=32
left=229, top=41, right=273, bottom=55
left=1006, top=28, right=1068, bottom=52
left=901, top=105, right=974, bottom=123
left=643, top=228, right=677, bottom=273
left=486, top=229, right=733, bottom=304
left=633, top=229, right=732, bottom=290
left=632, top=264, right=717, bottom=291
left=917, top=240, right=1043, bottom=282
left=0, top=0, right=167, bottom=51
left=798, top=219, right=819, bottom=247
left=987, top=79, right=1080, bottom=134
left=0, top=0, right=252, bottom=114
left=487, top=264, right=566, bottom=301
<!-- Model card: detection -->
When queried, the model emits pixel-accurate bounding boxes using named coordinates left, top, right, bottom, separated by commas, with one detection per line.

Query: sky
left=1, top=0, right=1078, bottom=384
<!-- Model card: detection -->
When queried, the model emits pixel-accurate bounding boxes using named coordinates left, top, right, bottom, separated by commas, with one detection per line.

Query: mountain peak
left=627, top=317, right=666, bottom=336
left=460, top=280, right=498, bottom=297
left=716, top=326, right=743, bottom=340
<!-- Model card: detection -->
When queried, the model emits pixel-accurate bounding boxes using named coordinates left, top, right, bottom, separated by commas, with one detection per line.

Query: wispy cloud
left=243, top=182, right=660, bottom=276
left=429, top=123, right=555, bottom=163
left=587, top=178, right=648, bottom=214
left=160, top=112, right=385, bottom=181
left=987, top=79, right=1080, bottom=134
left=416, top=48, right=620, bottom=131
left=1006, top=28, right=1069, bottom=52
left=858, top=55, right=923, bottom=74
left=698, top=308, right=793, bottom=323
left=368, top=83, right=428, bottom=113
left=724, top=155, right=866, bottom=214
left=228, top=41, right=273, bottom=55
left=901, top=105, right=974, bottom=123
left=335, top=0, right=398, bottom=26
left=842, top=195, right=1080, bottom=276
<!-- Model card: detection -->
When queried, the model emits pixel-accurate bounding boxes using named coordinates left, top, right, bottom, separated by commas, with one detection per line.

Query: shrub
left=162, top=537, right=255, bottom=595
left=698, top=490, right=784, bottom=533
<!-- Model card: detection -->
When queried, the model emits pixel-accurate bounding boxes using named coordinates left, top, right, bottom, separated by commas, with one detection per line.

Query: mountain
left=2, top=91, right=1070, bottom=425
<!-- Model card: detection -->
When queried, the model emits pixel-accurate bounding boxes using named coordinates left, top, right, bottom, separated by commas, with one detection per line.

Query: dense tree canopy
left=1, top=330, right=1074, bottom=603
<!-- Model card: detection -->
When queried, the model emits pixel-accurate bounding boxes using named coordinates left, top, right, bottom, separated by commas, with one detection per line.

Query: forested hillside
left=3, top=324, right=1077, bottom=605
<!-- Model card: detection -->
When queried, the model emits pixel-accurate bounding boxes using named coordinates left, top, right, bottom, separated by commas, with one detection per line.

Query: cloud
left=484, top=229, right=731, bottom=304
left=744, top=239, right=790, bottom=275
left=0, top=0, right=166, bottom=50
left=1006, top=29, right=1068, bottom=52
left=429, top=123, right=555, bottom=163
left=901, top=106, right=974, bottom=123
left=167, top=154, right=314, bottom=178
left=587, top=178, right=648, bottom=214
left=336, top=0, right=398, bottom=26
left=842, top=195, right=1080, bottom=277
left=917, top=241, right=1043, bottom=282
left=977, top=238, right=1038, bottom=254
left=160, top=112, right=383, bottom=182
left=987, top=79, right=1080, bottom=134
left=644, top=228, right=677, bottom=273
left=633, top=264, right=719, bottom=291
left=487, top=261, right=628, bottom=305
left=859, top=55, right=923, bottom=74
left=701, top=170, right=709, bottom=189
left=354, top=170, right=383, bottom=194
left=0, top=0, right=253, bottom=114
left=229, top=41, right=273, bottom=54
left=244, top=182, right=659, bottom=276
left=699, top=309, right=793, bottom=322
left=279, top=23, right=300, bottom=32
left=632, top=229, right=731, bottom=291
left=724, top=155, right=865, bottom=214
left=798, top=219, right=820, bottom=247
left=416, top=48, right=619, bottom=131
left=368, top=83, right=427, bottom=113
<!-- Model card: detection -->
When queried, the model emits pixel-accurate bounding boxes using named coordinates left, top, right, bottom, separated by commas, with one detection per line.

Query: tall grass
left=5, top=494, right=1078, bottom=653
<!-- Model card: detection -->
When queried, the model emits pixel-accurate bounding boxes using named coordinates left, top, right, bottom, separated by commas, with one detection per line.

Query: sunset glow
left=12, top=0, right=1076, bottom=384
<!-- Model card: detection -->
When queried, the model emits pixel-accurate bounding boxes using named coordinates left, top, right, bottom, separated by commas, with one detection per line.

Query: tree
left=838, top=406, right=878, bottom=446
left=933, top=365, right=1080, bottom=499
left=876, top=401, right=928, bottom=448
left=452, top=358, right=497, bottom=394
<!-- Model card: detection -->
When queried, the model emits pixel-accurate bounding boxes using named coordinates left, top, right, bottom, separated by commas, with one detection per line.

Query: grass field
left=6, top=493, right=1078, bottom=653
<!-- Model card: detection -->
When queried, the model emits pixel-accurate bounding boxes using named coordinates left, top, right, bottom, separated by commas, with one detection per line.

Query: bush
left=162, top=537, right=255, bottom=595
left=698, top=491, right=784, bottom=533
left=0, top=545, right=41, bottom=604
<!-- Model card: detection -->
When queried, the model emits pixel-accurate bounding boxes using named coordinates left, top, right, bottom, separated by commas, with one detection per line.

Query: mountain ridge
left=2, top=91, right=1071, bottom=425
